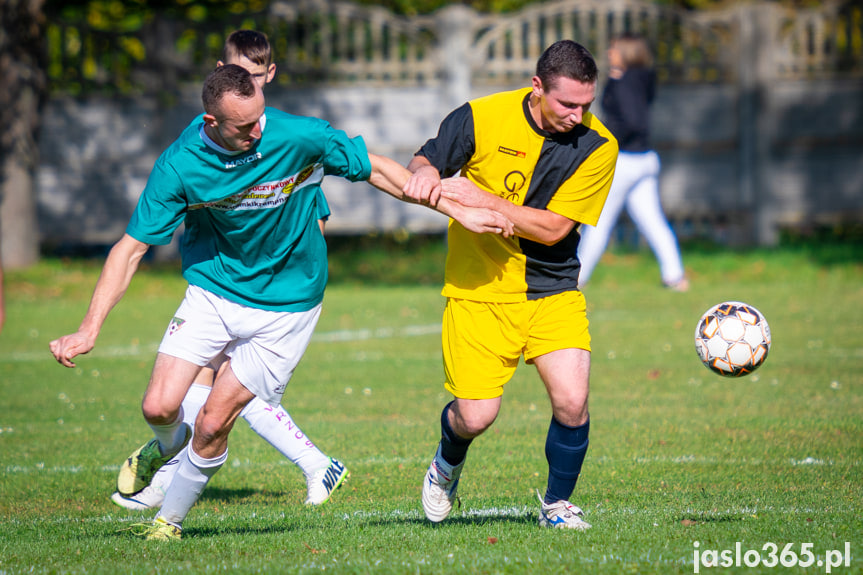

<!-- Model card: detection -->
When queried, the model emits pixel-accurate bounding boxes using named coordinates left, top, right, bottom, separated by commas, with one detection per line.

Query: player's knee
left=453, top=410, right=496, bottom=437
left=554, top=402, right=589, bottom=428
left=193, top=411, right=231, bottom=447
left=192, top=421, right=222, bottom=451
left=140, top=395, right=180, bottom=424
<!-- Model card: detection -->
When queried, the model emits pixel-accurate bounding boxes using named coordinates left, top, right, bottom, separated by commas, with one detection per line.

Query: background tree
left=0, top=0, right=47, bottom=269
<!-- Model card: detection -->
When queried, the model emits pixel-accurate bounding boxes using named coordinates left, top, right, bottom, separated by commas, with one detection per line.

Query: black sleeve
left=415, top=103, right=476, bottom=178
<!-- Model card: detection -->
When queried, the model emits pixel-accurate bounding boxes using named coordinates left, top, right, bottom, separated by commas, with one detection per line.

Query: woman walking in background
left=577, top=34, right=688, bottom=291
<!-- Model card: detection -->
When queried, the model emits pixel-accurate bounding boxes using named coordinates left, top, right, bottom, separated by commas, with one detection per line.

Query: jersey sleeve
left=125, top=158, right=187, bottom=246
left=320, top=124, right=372, bottom=182
left=415, top=103, right=476, bottom=177
left=545, top=134, right=618, bottom=227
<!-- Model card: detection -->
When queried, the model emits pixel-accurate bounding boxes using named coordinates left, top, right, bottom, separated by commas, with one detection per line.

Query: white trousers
left=577, top=150, right=684, bottom=286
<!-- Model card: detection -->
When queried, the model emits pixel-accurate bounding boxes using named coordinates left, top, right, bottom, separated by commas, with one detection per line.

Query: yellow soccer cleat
left=127, top=517, right=182, bottom=541
left=117, top=424, right=191, bottom=496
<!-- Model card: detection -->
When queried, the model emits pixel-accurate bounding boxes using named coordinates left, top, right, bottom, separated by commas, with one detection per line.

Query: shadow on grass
left=437, top=515, right=535, bottom=527
left=678, top=514, right=745, bottom=524
left=177, top=500, right=536, bottom=539
left=199, top=486, right=266, bottom=503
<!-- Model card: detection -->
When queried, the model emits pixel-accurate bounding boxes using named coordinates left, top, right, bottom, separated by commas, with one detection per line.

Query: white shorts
left=158, top=285, right=322, bottom=406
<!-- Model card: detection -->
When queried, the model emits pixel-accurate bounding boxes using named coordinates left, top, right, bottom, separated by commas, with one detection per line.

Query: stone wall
left=37, top=76, right=863, bottom=252
left=31, top=0, right=863, bottom=253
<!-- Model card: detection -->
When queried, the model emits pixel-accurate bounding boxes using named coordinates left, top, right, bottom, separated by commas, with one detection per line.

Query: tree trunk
left=0, top=0, right=47, bottom=269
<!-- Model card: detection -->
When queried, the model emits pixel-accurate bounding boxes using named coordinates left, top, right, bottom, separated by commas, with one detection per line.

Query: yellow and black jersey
left=417, top=87, right=618, bottom=302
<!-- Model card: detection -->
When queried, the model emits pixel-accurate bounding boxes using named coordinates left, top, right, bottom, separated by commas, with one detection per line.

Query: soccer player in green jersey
left=107, top=30, right=348, bottom=513
left=50, top=63, right=512, bottom=540
left=403, top=40, right=618, bottom=530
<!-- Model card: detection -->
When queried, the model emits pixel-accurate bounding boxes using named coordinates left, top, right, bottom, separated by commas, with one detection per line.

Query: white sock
left=181, top=383, right=211, bottom=426
left=240, top=398, right=330, bottom=476
left=157, top=445, right=227, bottom=527
left=144, top=384, right=212, bottom=497
left=149, top=410, right=186, bottom=456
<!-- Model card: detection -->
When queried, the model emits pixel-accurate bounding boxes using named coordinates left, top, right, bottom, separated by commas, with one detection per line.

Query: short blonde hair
left=612, top=34, right=653, bottom=69
left=223, top=30, right=272, bottom=67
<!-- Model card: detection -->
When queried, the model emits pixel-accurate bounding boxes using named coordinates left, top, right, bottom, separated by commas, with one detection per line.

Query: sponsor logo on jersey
left=503, top=170, right=527, bottom=203
left=279, top=164, right=317, bottom=196
left=192, top=164, right=323, bottom=211
left=225, top=152, right=263, bottom=169
left=498, top=146, right=527, bottom=159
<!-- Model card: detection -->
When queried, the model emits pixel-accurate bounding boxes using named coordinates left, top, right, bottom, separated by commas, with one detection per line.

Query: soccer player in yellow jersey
left=403, top=40, right=618, bottom=530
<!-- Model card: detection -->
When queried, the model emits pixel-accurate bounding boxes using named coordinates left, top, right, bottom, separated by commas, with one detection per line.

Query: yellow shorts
left=442, top=290, right=591, bottom=400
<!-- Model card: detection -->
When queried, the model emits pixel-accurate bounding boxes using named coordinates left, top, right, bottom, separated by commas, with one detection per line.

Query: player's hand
left=49, top=332, right=94, bottom=368
left=440, top=177, right=494, bottom=209
left=461, top=208, right=514, bottom=237
left=402, top=165, right=442, bottom=207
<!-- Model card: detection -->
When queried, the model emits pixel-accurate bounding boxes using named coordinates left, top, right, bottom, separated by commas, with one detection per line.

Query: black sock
left=544, top=417, right=589, bottom=504
left=439, top=401, right=472, bottom=466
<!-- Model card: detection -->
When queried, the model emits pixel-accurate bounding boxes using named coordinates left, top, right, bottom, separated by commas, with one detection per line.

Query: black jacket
left=600, top=67, right=656, bottom=153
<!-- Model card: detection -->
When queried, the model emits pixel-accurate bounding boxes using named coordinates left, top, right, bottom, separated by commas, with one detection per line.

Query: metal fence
left=47, top=0, right=863, bottom=94
left=36, top=0, right=863, bottom=248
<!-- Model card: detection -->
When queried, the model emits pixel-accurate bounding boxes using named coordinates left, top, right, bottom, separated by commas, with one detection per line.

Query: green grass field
left=0, top=241, right=861, bottom=574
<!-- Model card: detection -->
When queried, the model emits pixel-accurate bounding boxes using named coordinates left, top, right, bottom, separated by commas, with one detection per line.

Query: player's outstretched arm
left=368, top=153, right=514, bottom=237
left=367, top=152, right=413, bottom=200
left=403, top=155, right=443, bottom=208
left=440, top=177, right=575, bottom=245
left=49, top=234, right=150, bottom=368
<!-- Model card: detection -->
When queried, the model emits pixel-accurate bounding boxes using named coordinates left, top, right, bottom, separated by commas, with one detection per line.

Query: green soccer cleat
left=127, top=517, right=182, bottom=541
left=117, top=424, right=191, bottom=496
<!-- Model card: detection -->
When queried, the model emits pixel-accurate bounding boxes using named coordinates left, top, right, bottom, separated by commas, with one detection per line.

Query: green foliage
left=326, top=232, right=447, bottom=286
left=43, top=0, right=270, bottom=95
left=350, top=0, right=751, bottom=15
left=1, top=247, right=861, bottom=573
left=40, top=0, right=863, bottom=96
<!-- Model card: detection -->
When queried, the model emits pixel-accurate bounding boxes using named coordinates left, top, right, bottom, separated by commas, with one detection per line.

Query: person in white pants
left=577, top=34, right=687, bottom=291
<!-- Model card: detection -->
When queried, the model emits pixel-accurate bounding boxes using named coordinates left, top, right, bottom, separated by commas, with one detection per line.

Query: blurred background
left=1, top=0, right=861, bottom=268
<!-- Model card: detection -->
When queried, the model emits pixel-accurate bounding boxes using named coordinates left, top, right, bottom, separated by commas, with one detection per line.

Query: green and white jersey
left=127, top=107, right=371, bottom=312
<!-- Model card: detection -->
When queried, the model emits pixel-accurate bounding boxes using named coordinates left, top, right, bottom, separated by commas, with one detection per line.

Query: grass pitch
left=0, top=242, right=860, bottom=574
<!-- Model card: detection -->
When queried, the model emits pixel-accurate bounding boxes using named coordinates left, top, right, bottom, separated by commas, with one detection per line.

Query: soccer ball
left=694, top=301, right=771, bottom=377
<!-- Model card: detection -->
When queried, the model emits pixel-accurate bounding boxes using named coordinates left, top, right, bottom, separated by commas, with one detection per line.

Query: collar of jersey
left=199, top=113, right=267, bottom=155
left=521, top=92, right=556, bottom=139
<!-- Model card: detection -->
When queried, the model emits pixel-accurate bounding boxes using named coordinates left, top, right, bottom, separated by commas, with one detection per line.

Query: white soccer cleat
left=110, top=458, right=178, bottom=510
left=110, top=483, right=166, bottom=511
left=421, top=445, right=464, bottom=523
left=304, top=458, right=349, bottom=505
left=536, top=489, right=591, bottom=530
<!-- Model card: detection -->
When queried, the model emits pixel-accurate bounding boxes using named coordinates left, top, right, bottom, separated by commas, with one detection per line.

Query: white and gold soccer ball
left=694, top=301, right=771, bottom=377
